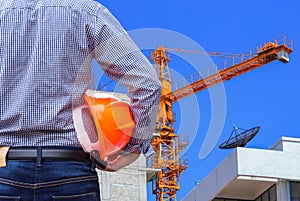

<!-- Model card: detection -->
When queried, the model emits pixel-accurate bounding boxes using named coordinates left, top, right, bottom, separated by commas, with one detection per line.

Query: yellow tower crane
left=149, top=35, right=293, bottom=201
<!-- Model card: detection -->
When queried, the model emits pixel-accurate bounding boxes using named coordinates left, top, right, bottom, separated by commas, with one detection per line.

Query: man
left=0, top=0, right=161, bottom=200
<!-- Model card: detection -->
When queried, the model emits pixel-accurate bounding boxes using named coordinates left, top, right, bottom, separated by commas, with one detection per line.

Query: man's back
left=0, top=0, right=161, bottom=159
left=0, top=0, right=104, bottom=146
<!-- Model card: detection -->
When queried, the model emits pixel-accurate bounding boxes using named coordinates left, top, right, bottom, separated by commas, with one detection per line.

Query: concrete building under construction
left=182, top=136, right=300, bottom=201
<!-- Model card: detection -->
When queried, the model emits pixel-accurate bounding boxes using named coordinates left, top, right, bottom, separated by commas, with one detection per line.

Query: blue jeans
left=0, top=150, right=100, bottom=201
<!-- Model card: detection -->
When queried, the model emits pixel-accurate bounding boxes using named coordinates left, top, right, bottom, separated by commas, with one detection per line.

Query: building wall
left=97, top=155, right=148, bottom=201
left=237, top=147, right=300, bottom=181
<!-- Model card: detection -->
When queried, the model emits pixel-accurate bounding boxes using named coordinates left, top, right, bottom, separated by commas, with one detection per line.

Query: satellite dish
left=219, top=126, right=260, bottom=149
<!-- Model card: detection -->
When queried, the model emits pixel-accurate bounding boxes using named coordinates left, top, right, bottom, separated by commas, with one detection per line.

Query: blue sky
left=95, top=0, right=300, bottom=200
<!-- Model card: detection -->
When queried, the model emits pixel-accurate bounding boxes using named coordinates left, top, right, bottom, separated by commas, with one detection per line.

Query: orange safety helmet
left=73, top=92, right=135, bottom=166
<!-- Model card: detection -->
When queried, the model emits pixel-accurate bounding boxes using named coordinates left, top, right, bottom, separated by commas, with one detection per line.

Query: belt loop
left=36, top=146, right=42, bottom=167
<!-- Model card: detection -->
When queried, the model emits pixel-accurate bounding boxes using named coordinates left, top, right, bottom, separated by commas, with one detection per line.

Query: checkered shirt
left=0, top=0, right=161, bottom=157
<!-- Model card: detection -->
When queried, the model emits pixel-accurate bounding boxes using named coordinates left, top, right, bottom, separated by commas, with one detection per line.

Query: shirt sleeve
left=92, top=6, right=162, bottom=158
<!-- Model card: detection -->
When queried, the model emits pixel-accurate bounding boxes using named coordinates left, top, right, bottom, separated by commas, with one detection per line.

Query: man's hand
left=103, top=149, right=141, bottom=172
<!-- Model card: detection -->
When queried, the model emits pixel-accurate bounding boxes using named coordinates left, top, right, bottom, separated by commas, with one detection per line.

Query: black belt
left=6, top=148, right=91, bottom=162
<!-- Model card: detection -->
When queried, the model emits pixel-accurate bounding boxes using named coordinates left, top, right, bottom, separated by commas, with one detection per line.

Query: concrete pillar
left=97, top=155, right=148, bottom=201
left=277, top=180, right=290, bottom=201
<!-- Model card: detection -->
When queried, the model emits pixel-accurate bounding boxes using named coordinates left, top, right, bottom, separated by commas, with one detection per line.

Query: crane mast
left=150, top=46, right=187, bottom=201
left=151, top=46, right=174, bottom=130
left=149, top=35, right=293, bottom=201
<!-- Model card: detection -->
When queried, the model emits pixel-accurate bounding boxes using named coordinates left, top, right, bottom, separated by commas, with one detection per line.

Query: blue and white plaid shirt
left=0, top=0, right=161, bottom=157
